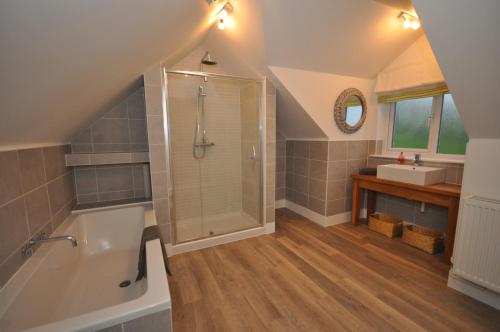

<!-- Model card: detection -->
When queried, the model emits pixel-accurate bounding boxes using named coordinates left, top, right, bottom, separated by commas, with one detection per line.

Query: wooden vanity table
left=351, top=174, right=461, bottom=264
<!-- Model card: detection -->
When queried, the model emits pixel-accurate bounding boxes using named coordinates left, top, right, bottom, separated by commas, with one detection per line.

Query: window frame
left=385, top=94, right=466, bottom=162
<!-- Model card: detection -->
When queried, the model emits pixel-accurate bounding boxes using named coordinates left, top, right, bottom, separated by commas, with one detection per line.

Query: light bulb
left=225, top=16, right=235, bottom=29
left=410, top=20, right=420, bottom=30
left=217, top=18, right=225, bottom=30
left=219, top=9, right=228, bottom=19
left=402, top=19, right=411, bottom=29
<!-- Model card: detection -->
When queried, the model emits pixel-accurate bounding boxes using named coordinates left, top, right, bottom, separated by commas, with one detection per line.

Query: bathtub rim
left=0, top=202, right=171, bottom=332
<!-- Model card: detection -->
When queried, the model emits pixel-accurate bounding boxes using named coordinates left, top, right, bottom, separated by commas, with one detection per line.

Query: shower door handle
left=250, top=145, right=256, bottom=160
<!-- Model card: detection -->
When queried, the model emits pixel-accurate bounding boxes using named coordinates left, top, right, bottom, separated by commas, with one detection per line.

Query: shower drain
left=119, top=280, right=131, bottom=288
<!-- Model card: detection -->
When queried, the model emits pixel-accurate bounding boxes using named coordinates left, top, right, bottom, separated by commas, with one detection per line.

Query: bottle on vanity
left=397, top=152, right=405, bottom=164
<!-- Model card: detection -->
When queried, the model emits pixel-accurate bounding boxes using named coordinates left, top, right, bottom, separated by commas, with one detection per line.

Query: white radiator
left=452, top=196, right=500, bottom=294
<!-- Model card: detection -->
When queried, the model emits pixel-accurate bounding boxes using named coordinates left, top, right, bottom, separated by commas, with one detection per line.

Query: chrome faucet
left=22, top=232, right=78, bottom=257
left=414, top=153, right=423, bottom=166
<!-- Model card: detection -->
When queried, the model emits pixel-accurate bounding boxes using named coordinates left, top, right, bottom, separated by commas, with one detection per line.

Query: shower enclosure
left=165, top=69, right=263, bottom=243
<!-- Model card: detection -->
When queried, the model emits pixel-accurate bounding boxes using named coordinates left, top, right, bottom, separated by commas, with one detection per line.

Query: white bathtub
left=0, top=203, right=171, bottom=332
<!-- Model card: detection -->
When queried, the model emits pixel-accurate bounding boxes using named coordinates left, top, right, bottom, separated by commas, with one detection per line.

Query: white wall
left=270, top=66, right=377, bottom=141
left=375, top=34, right=445, bottom=93
left=413, top=0, right=500, bottom=139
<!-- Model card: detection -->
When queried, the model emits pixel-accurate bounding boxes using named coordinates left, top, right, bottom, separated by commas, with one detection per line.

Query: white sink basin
left=377, top=164, right=446, bottom=186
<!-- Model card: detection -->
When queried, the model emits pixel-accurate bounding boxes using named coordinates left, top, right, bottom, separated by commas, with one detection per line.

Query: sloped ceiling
left=0, top=0, right=210, bottom=149
left=413, top=0, right=500, bottom=139
left=260, top=0, right=422, bottom=78
left=0, top=0, right=426, bottom=148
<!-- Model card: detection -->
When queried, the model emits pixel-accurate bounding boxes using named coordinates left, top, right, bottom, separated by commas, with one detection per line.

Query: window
left=387, top=93, right=468, bottom=158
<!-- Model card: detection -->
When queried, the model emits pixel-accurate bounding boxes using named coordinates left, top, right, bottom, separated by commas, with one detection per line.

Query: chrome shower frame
left=162, top=69, right=265, bottom=245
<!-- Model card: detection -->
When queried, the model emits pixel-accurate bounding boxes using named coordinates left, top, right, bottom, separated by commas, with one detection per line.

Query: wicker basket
left=402, top=225, right=444, bottom=254
left=368, top=213, right=403, bottom=238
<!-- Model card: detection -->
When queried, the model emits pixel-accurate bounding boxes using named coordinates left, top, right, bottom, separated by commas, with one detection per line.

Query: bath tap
left=22, top=232, right=78, bottom=257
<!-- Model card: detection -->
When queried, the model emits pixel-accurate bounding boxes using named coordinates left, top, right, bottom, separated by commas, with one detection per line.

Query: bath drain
left=119, top=280, right=131, bottom=288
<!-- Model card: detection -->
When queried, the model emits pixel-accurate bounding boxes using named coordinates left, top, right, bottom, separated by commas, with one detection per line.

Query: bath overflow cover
left=119, top=280, right=131, bottom=288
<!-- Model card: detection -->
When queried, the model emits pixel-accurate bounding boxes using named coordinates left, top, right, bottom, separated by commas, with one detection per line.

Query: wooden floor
left=168, top=208, right=500, bottom=331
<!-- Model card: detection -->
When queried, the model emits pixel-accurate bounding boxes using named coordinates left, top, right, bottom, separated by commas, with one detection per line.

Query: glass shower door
left=167, top=73, right=262, bottom=243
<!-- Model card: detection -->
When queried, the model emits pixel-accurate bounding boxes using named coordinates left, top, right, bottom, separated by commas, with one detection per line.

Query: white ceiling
left=413, top=0, right=500, bottom=138
left=0, top=0, right=210, bottom=149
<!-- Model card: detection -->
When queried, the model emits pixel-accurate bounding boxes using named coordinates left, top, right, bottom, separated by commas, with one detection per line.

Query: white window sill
left=369, top=154, right=465, bottom=165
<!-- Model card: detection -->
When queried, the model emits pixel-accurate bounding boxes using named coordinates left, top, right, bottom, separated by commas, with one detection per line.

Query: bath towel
left=136, top=225, right=171, bottom=281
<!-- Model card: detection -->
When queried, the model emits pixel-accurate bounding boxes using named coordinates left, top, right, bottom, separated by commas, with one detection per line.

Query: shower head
left=201, top=51, right=217, bottom=66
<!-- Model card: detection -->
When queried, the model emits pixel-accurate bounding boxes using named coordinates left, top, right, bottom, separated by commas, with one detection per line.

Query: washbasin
left=377, top=164, right=446, bottom=186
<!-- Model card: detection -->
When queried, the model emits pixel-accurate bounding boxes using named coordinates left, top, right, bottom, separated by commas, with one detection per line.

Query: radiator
left=452, top=196, right=500, bottom=294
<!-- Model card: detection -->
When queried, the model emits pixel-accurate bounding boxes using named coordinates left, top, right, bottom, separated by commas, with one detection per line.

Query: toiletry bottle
left=398, top=152, right=405, bottom=164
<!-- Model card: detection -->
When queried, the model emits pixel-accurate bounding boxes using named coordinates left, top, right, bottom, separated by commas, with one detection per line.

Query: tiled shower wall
left=275, top=132, right=286, bottom=201
left=71, top=87, right=150, bottom=205
left=167, top=75, right=243, bottom=223
left=71, top=87, right=148, bottom=153
left=0, top=145, right=75, bottom=287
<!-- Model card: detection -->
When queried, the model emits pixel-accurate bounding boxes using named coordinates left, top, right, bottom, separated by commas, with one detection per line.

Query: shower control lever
left=194, top=142, right=215, bottom=148
left=250, top=145, right=256, bottom=160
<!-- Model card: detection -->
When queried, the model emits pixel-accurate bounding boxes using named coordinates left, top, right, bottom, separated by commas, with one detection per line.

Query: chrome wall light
left=399, top=12, right=420, bottom=30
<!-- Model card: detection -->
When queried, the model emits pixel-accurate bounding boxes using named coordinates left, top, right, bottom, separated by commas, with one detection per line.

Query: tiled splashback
left=284, top=139, right=463, bottom=231
left=74, top=164, right=150, bottom=204
left=0, top=145, right=75, bottom=288
left=71, top=87, right=148, bottom=153
left=285, top=140, right=375, bottom=216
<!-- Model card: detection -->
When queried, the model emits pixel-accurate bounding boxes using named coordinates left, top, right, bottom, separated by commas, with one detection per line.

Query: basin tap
left=414, top=154, right=423, bottom=166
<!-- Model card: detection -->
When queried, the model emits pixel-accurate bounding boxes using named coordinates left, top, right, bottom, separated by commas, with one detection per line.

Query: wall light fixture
left=399, top=12, right=420, bottom=30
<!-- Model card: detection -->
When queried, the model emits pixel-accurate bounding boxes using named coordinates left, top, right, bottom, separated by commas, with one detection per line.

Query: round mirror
left=334, top=88, right=367, bottom=134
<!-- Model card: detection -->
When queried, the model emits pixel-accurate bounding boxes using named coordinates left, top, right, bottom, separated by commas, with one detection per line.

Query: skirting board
left=165, top=222, right=275, bottom=256
left=448, top=272, right=500, bottom=310
left=284, top=200, right=367, bottom=227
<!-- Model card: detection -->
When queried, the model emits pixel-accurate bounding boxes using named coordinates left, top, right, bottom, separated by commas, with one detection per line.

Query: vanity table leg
left=351, top=179, right=360, bottom=225
left=445, top=197, right=460, bottom=264
left=367, top=190, right=376, bottom=218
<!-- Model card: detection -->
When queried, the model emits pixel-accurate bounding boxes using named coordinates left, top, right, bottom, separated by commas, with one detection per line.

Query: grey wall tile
left=96, top=166, right=133, bottom=192
left=309, top=160, right=327, bottom=180
left=347, top=140, right=368, bottom=160
left=327, top=199, right=346, bottom=216
left=75, top=167, right=98, bottom=195
left=292, top=141, right=309, bottom=158
left=130, top=119, right=148, bottom=144
left=293, top=158, right=309, bottom=176
left=24, top=187, right=51, bottom=234
left=327, top=180, right=346, bottom=201
left=309, top=141, right=328, bottom=161
left=43, top=145, right=69, bottom=181
left=92, top=118, right=130, bottom=144
left=307, top=196, right=326, bottom=215
left=308, top=179, right=326, bottom=200
left=0, top=247, right=25, bottom=288
left=0, top=198, right=29, bottom=263
left=0, top=151, right=22, bottom=205
left=328, top=161, right=347, bottom=180
left=99, top=190, right=134, bottom=202
left=328, top=141, right=347, bottom=161
left=104, top=100, right=128, bottom=118
left=18, top=148, right=45, bottom=193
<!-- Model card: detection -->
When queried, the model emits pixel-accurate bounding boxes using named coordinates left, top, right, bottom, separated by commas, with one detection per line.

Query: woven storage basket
left=402, top=225, right=444, bottom=254
left=368, top=213, right=403, bottom=238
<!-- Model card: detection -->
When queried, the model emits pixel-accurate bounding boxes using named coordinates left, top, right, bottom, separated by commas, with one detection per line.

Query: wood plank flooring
left=168, top=208, right=500, bottom=331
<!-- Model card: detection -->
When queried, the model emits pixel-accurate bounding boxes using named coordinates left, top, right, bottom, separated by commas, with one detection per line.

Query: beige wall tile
left=327, top=199, right=346, bottom=216
left=327, top=180, right=346, bottom=201
left=308, top=178, right=326, bottom=200
left=151, top=172, right=168, bottom=199
left=0, top=247, right=26, bottom=288
left=147, top=115, right=165, bottom=145
left=0, top=151, right=22, bottom=205
left=18, top=148, right=45, bottom=193
left=328, top=161, right=347, bottom=180
left=293, top=158, right=309, bottom=176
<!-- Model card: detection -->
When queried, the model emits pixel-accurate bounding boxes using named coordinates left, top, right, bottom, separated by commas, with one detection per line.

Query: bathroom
left=1, top=0, right=499, bottom=331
